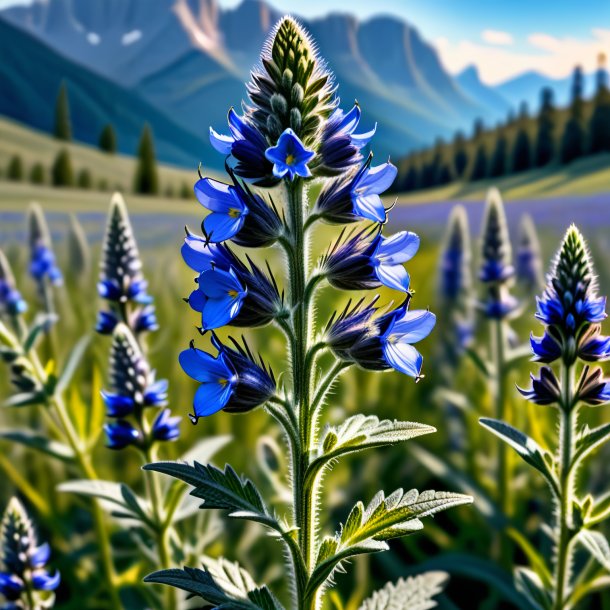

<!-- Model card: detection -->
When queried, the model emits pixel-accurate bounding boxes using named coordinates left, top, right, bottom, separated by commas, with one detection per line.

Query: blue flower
left=152, top=409, right=181, bottom=442
left=183, top=234, right=281, bottom=328
left=328, top=301, right=436, bottom=380
left=30, top=243, right=62, bottom=286
left=265, top=128, right=315, bottom=180
left=0, top=252, right=27, bottom=318
left=190, top=267, right=247, bottom=331
left=315, top=155, right=397, bottom=224
left=104, top=420, right=141, bottom=450
left=179, top=336, right=275, bottom=421
left=518, top=367, right=561, bottom=405
left=210, top=108, right=274, bottom=184
left=324, top=227, right=419, bottom=293
left=316, top=104, right=376, bottom=175
left=0, top=498, right=60, bottom=606
left=575, top=366, right=610, bottom=406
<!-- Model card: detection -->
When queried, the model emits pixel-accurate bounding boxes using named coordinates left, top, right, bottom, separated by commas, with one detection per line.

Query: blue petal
left=179, top=348, right=231, bottom=383
left=202, top=295, right=244, bottom=329
left=376, top=232, right=420, bottom=264
left=32, top=570, right=61, bottom=591
left=193, top=381, right=233, bottom=417
left=182, top=236, right=215, bottom=272
left=391, top=310, right=436, bottom=343
left=30, top=543, right=51, bottom=568
left=351, top=124, right=377, bottom=149
left=209, top=127, right=233, bottom=154
left=188, top=288, right=207, bottom=312
left=228, top=108, right=247, bottom=139
left=375, top=264, right=410, bottom=292
left=101, top=392, right=135, bottom=417
left=203, top=213, right=245, bottom=242
left=199, top=268, right=244, bottom=299
left=383, top=340, right=423, bottom=378
left=353, top=193, right=386, bottom=223
left=338, top=105, right=361, bottom=133
left=357, top=162, right=397, bottom=194
left=194, top=178, right=245, bottom=214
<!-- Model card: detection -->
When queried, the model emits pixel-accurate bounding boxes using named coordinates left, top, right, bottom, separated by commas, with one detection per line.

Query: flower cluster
left=96, top=194, right=157, bottom=335
left=27, top=204, right=62, bottom=293
left=0, top=251, right=26, bottom=319
left=478, top=188, right=518, bottom=319
left=0, top=498, right=60, bottom=609
left=523, top=226, right=610, bottom=406
left=102, top=324, right=178, bottom=450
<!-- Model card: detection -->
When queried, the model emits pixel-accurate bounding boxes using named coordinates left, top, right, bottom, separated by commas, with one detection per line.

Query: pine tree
left=99, top=124, right=118, bottom=154
left=453, top=131, right=468, bottom=178
left=512, top=102, right=532, bottom=173
left=133, top=124, right=159, bottom=195
left=535, top=87, right=556, bottom=167
left=470, top=143, right=488, bottom=181
left=472, top=118, right=485, bottom=139
left=180, top=182, right=191, bottom=199
left=6, top=155, right=24, bottom=181
left=29, top=162, right=45, bottom=184
left=54, top=81, right=72, bottom=141
left=589, top=53, right=610, bottom=154
left=52, top=149, right=74, bottom=187
left=77, top=168, right=93, bottom=189
left=560, top=66, right=587, bottom=164
left=490, top=131, right=507, bottom=178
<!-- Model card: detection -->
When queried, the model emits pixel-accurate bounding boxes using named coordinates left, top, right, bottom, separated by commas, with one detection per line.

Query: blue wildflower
left=195, top=168, right=282, bottom=247
left=265, top=128, right=315, bottom=180
left=316, top=104, right=376, bottom=175
left=179, top=335, right=275, bottom=421
left=183, top=234, right=282, bottom=328
left=323, top=227, right=419, bottom=293
left=27, top=204, right=63, bottom=290
left=0, top=251, right=27, bottom=318
left=152, top=409, right=181, bottom=442
left=327, top=300, right=436, bottom=380
left=575, top=366, right=610, bottom=406
left=0, top=498, right=60, bottom=606
left=315, top=155, right=397, bottom=224
left=104, top=420, right=141, bottom=450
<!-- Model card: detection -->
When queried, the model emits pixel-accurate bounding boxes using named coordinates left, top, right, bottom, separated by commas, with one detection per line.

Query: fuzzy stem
left=553, top=363, right=576, bottom=610
left=491, top=317, right=511, bottom=566
left=286, top=179, right=316, bottom=608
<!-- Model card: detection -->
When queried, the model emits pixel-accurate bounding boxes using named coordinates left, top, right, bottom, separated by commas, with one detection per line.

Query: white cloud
left=481, top=29, right=513, bottom=46
left=436, top=28, right=610, bottom=85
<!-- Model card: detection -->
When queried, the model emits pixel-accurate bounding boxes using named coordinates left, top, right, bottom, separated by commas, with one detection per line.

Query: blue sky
left=2, top=0, right=608, bottom=84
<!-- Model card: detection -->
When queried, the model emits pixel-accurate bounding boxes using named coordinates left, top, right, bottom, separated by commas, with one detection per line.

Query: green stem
left=491, top=318, right=511, bottom=567
left=553, top=363, right=576, bottom=610
left=51, top=395, right=122, bottom=609
left=286, top=180, right=316, bottom=609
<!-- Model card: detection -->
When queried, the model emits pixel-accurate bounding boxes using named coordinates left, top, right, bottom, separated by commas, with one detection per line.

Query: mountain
left=0, top=17, right=211, bottom=168
left=0, top=0, right=510, bottom=160
left=456, top=65, right=511, bottom=123
left=493, top=70, right=597, bottom=113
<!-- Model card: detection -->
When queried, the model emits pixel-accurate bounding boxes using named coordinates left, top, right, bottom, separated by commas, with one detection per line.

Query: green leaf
left=58, top=480, right=153, bottom=527
left=0, top=429, right=74, bottom=462
left=144, top=461, right=279, bottom=530
left=465, top=346, right=493, bottom=378
left=579, top=530, right=610, bottom=571
left=358, top=572, right=448, bottom=610
left=309, top=416, right=435, bottom=481
left=203, top=558, right=257, bottom=599
left=22, top=314, right=55, bottom=353
left=308, top=488, right=472, bottom=596
left=56, top=336, right=90, bottom=394
left=514, top=567, right=552, bottom=610
left=479, top=418, right=559, bottom=495
left=573, top=423, right=610, bottom=471
left=586, top=492, right=610, bottom=527
left=2, top=392, right=46, bottom=408
left=179, top=435, right=232, bottom=465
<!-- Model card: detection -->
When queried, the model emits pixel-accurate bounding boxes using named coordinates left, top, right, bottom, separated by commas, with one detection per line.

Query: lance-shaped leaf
left=479, top=418, right=559, bottom=496
left=308, top=488, right=472, bottom=596
left=144, top=461, right=279, bottom=530
left=144, top=565, right=283, bottom=610
left=0, top=429, right=74, bottom=462
left=586, top=492, right=610, bottom=528
left=573, top=423, right=610, bottom=473
left=58, top=480, right=153, bottom=528
left=579, top=530, right=610, bottom=572
left=514, top=567, right=552, bottom=610
left=358, top=571, right=448, bottom=610
left=308, top=416, right=435, bottom=484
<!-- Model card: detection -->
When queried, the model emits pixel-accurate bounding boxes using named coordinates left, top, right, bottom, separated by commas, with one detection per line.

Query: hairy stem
left=553, top=363, right=576, bottom=610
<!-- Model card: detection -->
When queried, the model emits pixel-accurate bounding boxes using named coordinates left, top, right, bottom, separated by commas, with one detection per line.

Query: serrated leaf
left=358, top=571, right=448, bottom=610
left=580, top=530, right=610, bottom=571
left=0, top=429, right=74, bottom=462
left=314, top=416, right=434, bottom=466
left=144, top=461, right=279, bottom=530
left=203, top=558, right=257, bottom=599
left=479, top=418, right=559, bottom=496
left=514, top=567, right=552, bottom=610
left=309, top=489, right=472, bottom=595
left=56, top=336, right=90, bottom=394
